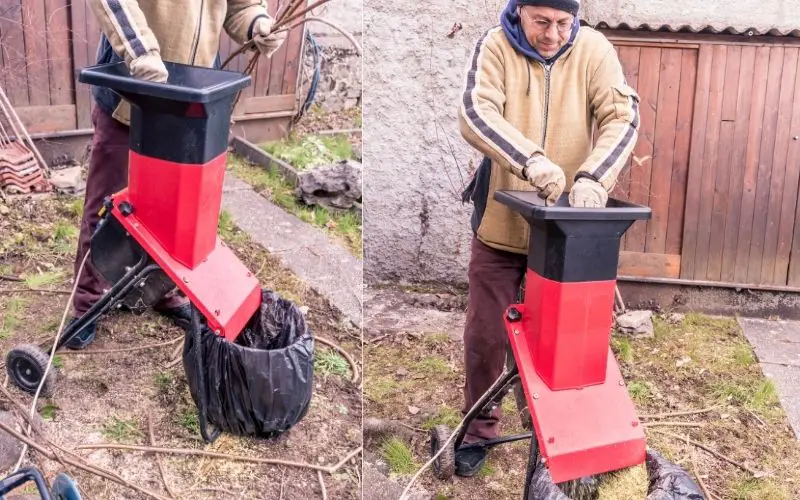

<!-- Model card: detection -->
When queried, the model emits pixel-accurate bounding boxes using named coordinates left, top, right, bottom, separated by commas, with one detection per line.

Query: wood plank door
left=609, top=40, right=698, bottom=280
left=682, top=44, right=800, bottom=287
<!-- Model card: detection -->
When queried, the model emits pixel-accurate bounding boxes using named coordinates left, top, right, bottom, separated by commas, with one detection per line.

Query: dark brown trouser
left=72, top=105, right=184, bottom=316
left=462, top=236, right=527, bottom=443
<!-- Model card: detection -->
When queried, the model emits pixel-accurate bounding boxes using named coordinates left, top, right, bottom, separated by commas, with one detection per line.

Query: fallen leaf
left=408, top=406, right=420, bottom=415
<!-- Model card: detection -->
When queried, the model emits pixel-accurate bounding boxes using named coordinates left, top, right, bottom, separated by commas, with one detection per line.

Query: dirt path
left=0, top=192, right=362, bottom=499
left=362, top=286, right=800, bottom=500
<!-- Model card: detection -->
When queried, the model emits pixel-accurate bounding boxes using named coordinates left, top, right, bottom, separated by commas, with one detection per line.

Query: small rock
left=616, top=310, right=655, bottom=338
left=408, top=405, right=420, bottom=415
left=0, top=205, right=9, bottom=215
left=666, top=312, right=685, bottom=324
left=48, top=166, right=85, bottom=194
left=296, top=160, right=362, bottom=211
left=676, top=356, right=692, bottom=367
left=396, top=367, right=409, bottom=377
left=299, top=305, right=310, bottom=315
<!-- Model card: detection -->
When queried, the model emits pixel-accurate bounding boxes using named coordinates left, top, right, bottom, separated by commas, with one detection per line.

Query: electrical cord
left=12, top=250, right=91, bottom=472
left=297, top=31, right=322, bottom=121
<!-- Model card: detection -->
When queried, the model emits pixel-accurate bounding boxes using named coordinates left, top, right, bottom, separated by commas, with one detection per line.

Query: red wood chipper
left=429, top=190, right=652, bottom=498
left=5, top=62, right=263, bottom=443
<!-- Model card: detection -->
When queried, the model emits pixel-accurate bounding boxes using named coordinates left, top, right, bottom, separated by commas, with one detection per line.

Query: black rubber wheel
left=51, top=472, right=82, bottom=500
left=6, top=344, right=56, bottom=397
left=430, top=424, right=455, bottom=480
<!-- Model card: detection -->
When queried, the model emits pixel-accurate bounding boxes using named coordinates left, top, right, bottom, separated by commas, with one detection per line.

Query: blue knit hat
left=518, top=0, right=580, bottom=15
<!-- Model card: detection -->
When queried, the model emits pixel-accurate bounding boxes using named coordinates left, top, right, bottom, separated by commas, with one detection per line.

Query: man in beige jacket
left=66, top=0, right=287, bottom=349
left=456, top=0, right=640, bottom=476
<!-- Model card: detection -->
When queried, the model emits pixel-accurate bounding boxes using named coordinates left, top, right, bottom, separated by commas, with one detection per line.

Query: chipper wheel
left=6, top=344, right=57, bottom=397
left=50, top=472, right=82, bottom=500
left=430, top=425, right=456, bottom=480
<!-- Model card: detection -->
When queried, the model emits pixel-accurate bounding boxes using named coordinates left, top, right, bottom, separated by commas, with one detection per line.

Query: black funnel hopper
left=494, top=191, right=652, bottom=282
left=78, top=61, right=251, bottom=164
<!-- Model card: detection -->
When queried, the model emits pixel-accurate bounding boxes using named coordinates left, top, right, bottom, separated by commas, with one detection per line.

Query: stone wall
left=298, top=0, right=362, bottom=112
left=362, top=0, right=799, bottom=285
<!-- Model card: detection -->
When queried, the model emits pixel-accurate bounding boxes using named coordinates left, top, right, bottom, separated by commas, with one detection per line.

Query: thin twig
left=649, top=428, right=765, bottom=477
left=691, top=448, right=716, bottom=500
left=58, top=337, right=182, bottom=356
left=0, top=287, right=71, bottom=295
left=0, top=420, right=169, bottom=500
left=279, top=468, right=286, bottom=500
left=0, top=275, right=23, bottom=282
left=316, top=336, right=360, bottom=384
left=149, top=414, right=177, bottom=499
left=643, top=421, right=706, bottom=428
left=180, top=487, right=239, bottom=497
left=640, top=405, right=720, bottom=419
left=74, top=443, right=363, bottom=474
left=367, top=332, right=394, bottom=344
left=318, top=470, right=328, bottom=500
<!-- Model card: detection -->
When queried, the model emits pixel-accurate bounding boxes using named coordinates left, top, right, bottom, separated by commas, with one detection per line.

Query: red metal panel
left=109, top=194, right=261, bottom=341
left=127, top=150, right=226, bottom=269
left=506, top=304, right=646, bottom=483
left=522, top=270, right=617, bottom=390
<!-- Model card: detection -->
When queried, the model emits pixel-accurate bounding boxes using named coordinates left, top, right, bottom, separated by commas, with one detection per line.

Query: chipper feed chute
left=495, top=190, right=652, bottom=484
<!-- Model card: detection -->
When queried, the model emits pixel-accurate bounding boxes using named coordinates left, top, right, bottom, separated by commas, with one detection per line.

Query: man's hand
left=569, top=177, right=608, bottom=208
left=129, top=51, right=168, bottom=83
left=523, top=154, right=566, bottom=206
left=252, top=17, right=288, bottom=58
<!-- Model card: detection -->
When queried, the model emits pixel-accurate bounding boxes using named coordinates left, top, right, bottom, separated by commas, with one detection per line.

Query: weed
left=423, top=333, right=451, bottom=348
left=477, top=460, right=497, bottom=478
left=0, top=297, right=25, bottom=338
left=24, top=271, right=63, bottom=289
left=423, top=406, right=462, bottom=430
left=411, top=356, right=451, bottom=375
left=627, top=381, right=653, bottom=404
left=102, top=416, right=142, bottom=443
left=39, top=403, right=59, bottom=420
left=611, top=335, right=633, bottom=363
left=52, top=355, right=64, bottom=369
left=66, top=198, right=84, bottom=218
left=176, top=407, right=199, bottom=434
left=379, top=437, right=417, bottom=475
left=315, top=349, right=350, bottom=377
left=155, top=372, right=173, bottom=392
left=731, top=477, right=790, bottom=500
left=52, top=221, right=78, bottom=243
left=365, top=376, right=398, bottom=402
left=261, top=134, right=354, bottom=171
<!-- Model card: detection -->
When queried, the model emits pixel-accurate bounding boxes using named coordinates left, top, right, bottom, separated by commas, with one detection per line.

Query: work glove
left=252, top=17, right=288, bottom=58
left=569, top=177, right=608, bottom=208
left=523, top=154, right=566, bottom=206
left=129, top=51, right=168, bottom=83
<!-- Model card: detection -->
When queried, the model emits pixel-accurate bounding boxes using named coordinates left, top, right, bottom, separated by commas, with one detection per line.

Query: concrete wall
left=362, top=0, right=797, bottom=285
left=299, top=0, right=362, bottom=112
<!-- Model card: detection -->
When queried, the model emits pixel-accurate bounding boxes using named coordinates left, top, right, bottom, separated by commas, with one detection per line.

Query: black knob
left=119, top=202, right=134, bottom=217
left=507, top=307, right=522, bottom=322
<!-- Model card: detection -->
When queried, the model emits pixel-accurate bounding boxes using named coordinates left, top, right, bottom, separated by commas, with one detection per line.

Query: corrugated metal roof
left=586, top=21, right=800, bottom=38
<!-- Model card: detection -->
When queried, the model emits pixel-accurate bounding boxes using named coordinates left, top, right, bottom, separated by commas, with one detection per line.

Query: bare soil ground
left=363, top=286, right=800, bottom=500
left=0, top=191, right=362, bottom=499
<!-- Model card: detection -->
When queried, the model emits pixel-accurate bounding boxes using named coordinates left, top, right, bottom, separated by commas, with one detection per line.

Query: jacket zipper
left=540, top=61, right=552, bottom=149
left=190, top=0, right=204, bottom=64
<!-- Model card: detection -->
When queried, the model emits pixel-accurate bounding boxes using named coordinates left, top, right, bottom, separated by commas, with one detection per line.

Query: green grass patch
left=476, top=460, right=497, bottom=478
left=712, top=379, right=780, bottom=415
left=315, top=349, right=350, bottom=377
left=0, top=297, right=26, bottom=338
left=176, top=407, right=199, bottom=434
left=611, top=335, right=633, bottom=363
left=731, top=477, right=791, bottom=500
left=627, top=381, right=653, bottom=405
left=423, top=406, right=462, bottom=430
left=423, top=333, right=451, bottom=348
left=379, top=437, right=417, bottom=475
left=66, top=198, right=84, bottom=218
left=226, top=154, right=361, bottom=256
left=154, top=372, right=173, bottom=392
left=102, top=416, right=142, bottom=443
left=24, top=270, right=63, bottom=289
left=52, top=221, right=78, bottom=243
left=261, top=134, right=353, bottom=171
left=39, top=403, right=60, bottom=420
left=410, top=356, right=451, bottom=376
left=52, top=355, right=64, bottom=369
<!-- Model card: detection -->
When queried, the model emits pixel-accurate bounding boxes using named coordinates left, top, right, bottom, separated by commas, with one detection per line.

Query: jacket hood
left=500, top=0, right=580, bottom=64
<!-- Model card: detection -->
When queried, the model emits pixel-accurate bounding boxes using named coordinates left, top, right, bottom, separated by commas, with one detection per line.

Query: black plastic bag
left=183, top=289, right=314, bottom=438
left=645, top=449, right=705, bottom=500
left=526, top=449, right=705, bottom=500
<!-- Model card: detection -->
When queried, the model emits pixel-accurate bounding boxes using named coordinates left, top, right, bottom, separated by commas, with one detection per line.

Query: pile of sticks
left=0, top=85, right=50, bottom=195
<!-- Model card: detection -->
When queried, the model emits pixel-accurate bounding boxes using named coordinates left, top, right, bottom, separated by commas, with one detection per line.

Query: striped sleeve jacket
left=458, top=26, right=641, bottom=254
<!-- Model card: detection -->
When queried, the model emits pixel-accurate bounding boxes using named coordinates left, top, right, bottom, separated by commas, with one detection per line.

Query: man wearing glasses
left=456, top=0, right=640, bottom=476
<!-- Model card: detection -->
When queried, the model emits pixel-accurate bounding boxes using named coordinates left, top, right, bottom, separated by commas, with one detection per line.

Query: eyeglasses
left=520, top=9, right=574, bottom=34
